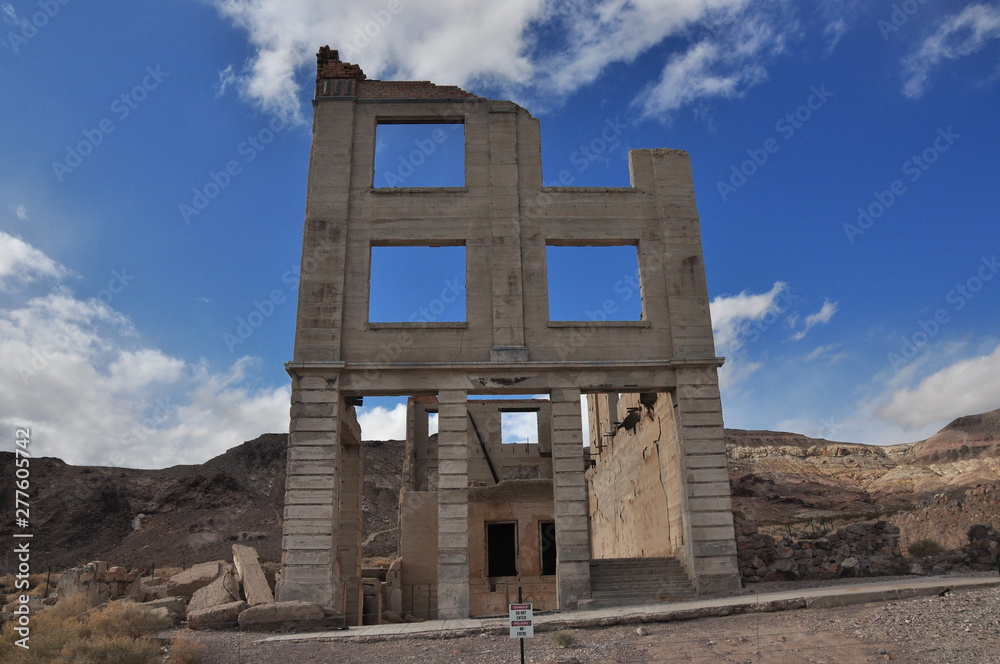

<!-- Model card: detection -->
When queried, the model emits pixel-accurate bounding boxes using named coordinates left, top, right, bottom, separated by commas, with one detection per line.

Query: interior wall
left=586, top=391, right=682, bottom=559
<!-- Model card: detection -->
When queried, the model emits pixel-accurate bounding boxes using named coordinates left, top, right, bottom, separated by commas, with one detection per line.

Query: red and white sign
left=509, top=603, right=534, bottom=638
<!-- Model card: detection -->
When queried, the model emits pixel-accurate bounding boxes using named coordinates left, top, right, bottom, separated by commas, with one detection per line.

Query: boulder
left=141, top=597, right=188, bottom=623
left=166, top=561, right=227, bottom=597
left=188, top=568, right=240, bottom=613
left=232, top=544, right=274, bottom=606
left=187, top=600, right=248, bottom=630
left=238, top=601, right=341, bottom=632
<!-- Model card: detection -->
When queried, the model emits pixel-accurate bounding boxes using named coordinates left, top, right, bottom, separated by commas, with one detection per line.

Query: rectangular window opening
left=368, top=245, right=466, bottom=323
left=540, top=521, right=557, bottom=576
left=487, top=522, right=518, bottom=577
left=501, top=411, right=539, bottom=445
left=374, top=121, right=465, bottom=188
left=546, top=244, right=643, bottom=321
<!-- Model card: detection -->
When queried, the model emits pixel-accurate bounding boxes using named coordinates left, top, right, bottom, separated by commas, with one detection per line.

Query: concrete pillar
left=488, top=105, right=528, bottom=362
left=550, top=388, right=591, bottom=609
left=436, top=389, right=470, bottom=619
left=673, top=368, right=741, bottom=592
left=338, top=433, right=364, bottom=625
left=277, top=374, right=342, bottom=608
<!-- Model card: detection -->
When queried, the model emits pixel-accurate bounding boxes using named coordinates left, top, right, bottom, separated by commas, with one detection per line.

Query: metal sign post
left=509, top=587, right=533, bottom=664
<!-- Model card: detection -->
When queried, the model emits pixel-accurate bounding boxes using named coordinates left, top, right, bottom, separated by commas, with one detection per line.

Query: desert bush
left=0, top=596, right=89, bottom=662
left=167, top=630, right=206, bottom=664
left=908, top=539, right=946, bottom=558
left=60, top=634, right=160, bottom=664
left=85, top=600, right=173, bottom=639
left=552, top=630, right=575, bottom=648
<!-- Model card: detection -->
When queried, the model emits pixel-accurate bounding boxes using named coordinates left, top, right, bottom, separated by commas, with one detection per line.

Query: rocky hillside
left=2, top=410, right=998, bottom=574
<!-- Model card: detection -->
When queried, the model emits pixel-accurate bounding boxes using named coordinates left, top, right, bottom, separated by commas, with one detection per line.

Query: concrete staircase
left=588, top=557, right=696, bottom=607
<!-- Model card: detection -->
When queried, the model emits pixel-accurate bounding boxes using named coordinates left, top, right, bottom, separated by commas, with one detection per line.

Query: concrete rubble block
left=232, top=543, right=275, bottom=606
left=166, top=561, right=227, bottom=597
left=188, top=567, right=240, bottom=613
left=141, top=596, right=188, bottom=623
left=187, top=600, right=248, bottom=630
left=237, top=600, right=342, bottom=632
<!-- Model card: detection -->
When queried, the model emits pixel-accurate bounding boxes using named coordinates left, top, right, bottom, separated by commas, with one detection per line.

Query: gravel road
left=182, top=585, right=1000, bottom=664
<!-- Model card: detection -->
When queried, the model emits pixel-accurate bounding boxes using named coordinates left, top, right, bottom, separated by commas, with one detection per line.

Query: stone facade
left=277, top=47, right=740, bottom=622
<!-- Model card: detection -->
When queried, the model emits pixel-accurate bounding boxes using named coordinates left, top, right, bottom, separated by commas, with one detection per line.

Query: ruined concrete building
left=277, top=46, right=740, bottom=623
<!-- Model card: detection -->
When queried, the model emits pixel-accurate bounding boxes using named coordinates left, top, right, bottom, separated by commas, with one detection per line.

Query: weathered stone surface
left=167, top=561, right=227, bottom=597
left=237, top=601, right=340, bottom=632
left=187, top=600, right=248, bottom=630
left=142, top=596, right=187, bottom=623
left=232, top=544, right=274, bottom=606
left=188, top=568, right=240, bottom=613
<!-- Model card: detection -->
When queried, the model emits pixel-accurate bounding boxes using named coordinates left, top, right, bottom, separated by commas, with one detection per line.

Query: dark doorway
left=487, top=522, right=518, bottom=577
left=540, top=521, right=557, bottom=576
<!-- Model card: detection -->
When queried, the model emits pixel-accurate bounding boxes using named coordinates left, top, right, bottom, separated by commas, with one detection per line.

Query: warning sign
left=509, top=603, right=534, bottom=638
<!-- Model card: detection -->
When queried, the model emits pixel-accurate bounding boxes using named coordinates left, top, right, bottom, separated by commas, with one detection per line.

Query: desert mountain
left=2, top=410, right=998, bottom=572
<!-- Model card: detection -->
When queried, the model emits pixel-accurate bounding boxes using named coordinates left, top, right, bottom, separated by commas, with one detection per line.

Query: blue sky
left=1, top=0, right=999, bottom=468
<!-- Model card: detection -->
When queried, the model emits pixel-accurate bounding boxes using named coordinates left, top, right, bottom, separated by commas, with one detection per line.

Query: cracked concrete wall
left=587, top=392, right=682, bottom=559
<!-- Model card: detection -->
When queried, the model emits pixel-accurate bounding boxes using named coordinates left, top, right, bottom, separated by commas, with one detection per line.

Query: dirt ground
left=183, top=585, right=1000, bottom=664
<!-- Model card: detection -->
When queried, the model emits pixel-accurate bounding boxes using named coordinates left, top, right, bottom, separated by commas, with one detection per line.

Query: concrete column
left=488, top=106, right=528, bottom=361
left=338, top=432, right=364, bottom=625
left=550, top=388, right=592, bottom=609
left=436, top=389, right=470, bottom=619
left=277, top=374, right=342, bottom=608
left=673, top=368, right=741, bottom=592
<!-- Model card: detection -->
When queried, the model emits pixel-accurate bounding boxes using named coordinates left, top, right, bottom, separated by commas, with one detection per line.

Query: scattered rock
left=141, top=597, right=188, bottom=624
left=167, top=561, right=227, bottom=597
left=232, top=544, right=274, bottom=606
left=238, top=600, right=339, bottom=632
left=187, top=600, right=248, bottom=630
left=188, top=567, right=240, bottom=613
left=635, top=626, right=649, bottom=636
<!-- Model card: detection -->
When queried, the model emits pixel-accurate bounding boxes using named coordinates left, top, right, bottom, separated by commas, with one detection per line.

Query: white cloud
left=14, top=204, right=28, bottom=221
left=207, top=0, right=809, bottom=122
left=710, top=281, right=787, bottom=351
left=804, top=342, right=847, bottom=364
left=356, top=401, right=437, bottom=441
left=0, top=231, right=71, bottom=292
left=790, top=299, right=837, bottom=341
left=216, top=64, right=237, bottom=97
left=876, top=343, right=1000, bottom=430
left=902, top=3, right=1000, bottom=98
left=710, top=281, right=788, bottom=389
left=501, top=411, right=539, bottom=444
left=634, top=5, right=792, bottom=119
left=357, top=403, right=407, bottom=440
left=0, top=235, right=290, bottom=468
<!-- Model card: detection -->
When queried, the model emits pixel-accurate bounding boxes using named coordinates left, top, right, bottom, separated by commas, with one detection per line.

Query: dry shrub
left=0, top=596, right=89, bottom=662
left=85, top=600, right=173, bottom=639
left=167, top=630, right=206, bottom=664
left=552, top=630, right=575, bottom=647
left=60, top=634, right=160, bottom=664
left=908, top=538, right=946, bottom=558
